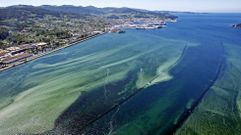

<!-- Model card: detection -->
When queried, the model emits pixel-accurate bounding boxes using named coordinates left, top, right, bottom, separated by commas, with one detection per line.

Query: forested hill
left=40, top=5, right=176, bottom=18
left=0, top=5, right=177, bottom=48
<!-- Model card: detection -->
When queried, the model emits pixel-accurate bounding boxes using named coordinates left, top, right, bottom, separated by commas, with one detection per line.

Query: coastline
left=0, top=32, right=106, bottom=73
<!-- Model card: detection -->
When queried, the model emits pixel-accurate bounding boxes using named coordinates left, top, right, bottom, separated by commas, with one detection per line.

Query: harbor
left=108, top=17, right=176, bottom=32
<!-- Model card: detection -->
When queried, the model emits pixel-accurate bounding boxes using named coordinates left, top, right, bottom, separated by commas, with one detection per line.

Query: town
left=109, top=17, right=176, bottom=31
left=0, top=5, right=177, bottom=71
left=0, top=31, right=104, bottom=71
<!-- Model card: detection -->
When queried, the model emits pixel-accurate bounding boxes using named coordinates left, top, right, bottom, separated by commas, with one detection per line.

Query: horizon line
left=1, top=4, right=241, bottom=14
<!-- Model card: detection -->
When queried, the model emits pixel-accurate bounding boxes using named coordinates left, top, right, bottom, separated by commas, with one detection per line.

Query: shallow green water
left=0, top=29, right=187, bottom=134
left=0, top=13, right=241, bottom=135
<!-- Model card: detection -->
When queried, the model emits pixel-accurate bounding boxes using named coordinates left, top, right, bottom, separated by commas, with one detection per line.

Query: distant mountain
left=40, top=5, right=145, bottom=15
left=0, top=5, right=177, bottom=21
left=40, top=5, right=104, bottom=15
left=0, top=5, right=60, bottom=20
left=0, top=5, right=91, bottom=20
left=39, top=5, right=176, bottom=18
left=0, top=5, right=177, bottom=20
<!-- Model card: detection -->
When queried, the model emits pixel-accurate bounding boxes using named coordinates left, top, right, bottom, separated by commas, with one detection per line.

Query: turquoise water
left=0, top=13, right=241, bottom=135
left=0, top=23, right=186, bottom=134
left=78, top=14, right=241, bottom=134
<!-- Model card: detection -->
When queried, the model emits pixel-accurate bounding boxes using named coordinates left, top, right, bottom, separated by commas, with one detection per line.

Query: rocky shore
left=233, top=23, right=241, bottom=28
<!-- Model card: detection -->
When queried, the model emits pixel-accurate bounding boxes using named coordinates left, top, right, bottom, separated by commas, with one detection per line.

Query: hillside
left=0, top=5, right=177, bottom=48
left=40, top=5, right=176, bottom=19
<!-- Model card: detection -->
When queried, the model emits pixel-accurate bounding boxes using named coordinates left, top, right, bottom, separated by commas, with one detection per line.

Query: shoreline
left=0, top=32, right=106, bottom=73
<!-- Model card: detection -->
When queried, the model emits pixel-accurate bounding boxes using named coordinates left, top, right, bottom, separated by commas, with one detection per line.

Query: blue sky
left=1, top=0, right=241, bottom=13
